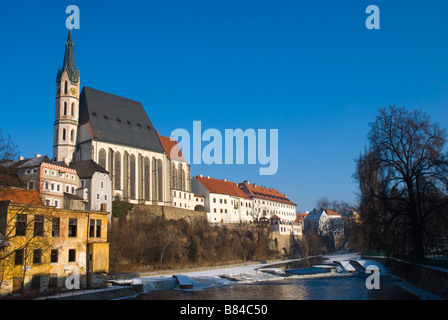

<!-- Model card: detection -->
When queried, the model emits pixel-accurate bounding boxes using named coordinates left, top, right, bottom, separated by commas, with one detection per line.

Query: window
left=14, top=249, right=24, bottom=265
left=96, top=194, right=100, bottom=200
left=114, top=152, right=121, bottom=190
left=49, top=274, right=58, bottom=288
left=68, top=249, right=76, bottom=262
left=45, top=199, right=51, bottom=206
left=28, top=181, right=34, bottom=190
left=62, top=129, right=66, bottom=141
left=33, top=249, right=42, bottom=264
left=50, top=250, right=58, bottom=263
left=16, top=214, right=27, bottom=236
left=129, top=154, right=136, bottom=200
left=213, top=208, right=216, bottom=213
left=96, top=220, right=102, bottom=238
left=52, top=218, right=60, bottom=237
left=101, top=181, right=104, bottom=188
left=98, top=149, right=106, bottom=170
left=34, top=215, right=44, bottom=237
left=70, top=129, right=75, bottom=142
left=54, top=200, right=59, bottom=208
left=31, top=275, right=40, bottom=290
left=68, top=218, right=77, bottom=237
left=64, top=102, right=67, bottom=116
left=71, top=103, right=75, bottom=116
left=64, top=81, right=68, bottom=94
left=89, top=219, right=95, bottom=238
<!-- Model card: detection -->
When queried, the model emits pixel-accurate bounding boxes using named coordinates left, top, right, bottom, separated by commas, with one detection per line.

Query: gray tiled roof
left=78, top=87, right=165, bottom=154
left=69, top=159, right=108, bottom=179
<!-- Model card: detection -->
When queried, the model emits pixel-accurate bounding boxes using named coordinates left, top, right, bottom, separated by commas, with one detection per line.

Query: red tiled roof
left=194, top=176, right=250, bottom=199
left=325, top=209, right=341, bottom=216
left=296, top=213, right=308, bottom=220
left=238, top=182, right=296, bottom=205
left=157, top=133, right=185, bottom=162
left=0, top=187, right=44, bottom=206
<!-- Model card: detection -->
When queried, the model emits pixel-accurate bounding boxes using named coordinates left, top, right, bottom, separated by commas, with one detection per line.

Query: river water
left=133, top=256, right=419, bottom=300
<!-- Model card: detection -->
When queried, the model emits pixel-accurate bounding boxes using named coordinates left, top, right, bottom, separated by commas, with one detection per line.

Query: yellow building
left=0, top=188, right=109, bottom=298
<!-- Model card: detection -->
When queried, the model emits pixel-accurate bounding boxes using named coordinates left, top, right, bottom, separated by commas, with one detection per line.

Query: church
left=53, top=29, right=191, bottom=206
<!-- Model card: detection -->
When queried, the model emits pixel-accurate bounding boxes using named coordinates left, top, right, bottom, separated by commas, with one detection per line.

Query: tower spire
left=57, top=28, right=79, bottom=83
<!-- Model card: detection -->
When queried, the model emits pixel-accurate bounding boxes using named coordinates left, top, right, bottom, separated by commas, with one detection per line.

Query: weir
left=173, top=275, right=194, bottom=289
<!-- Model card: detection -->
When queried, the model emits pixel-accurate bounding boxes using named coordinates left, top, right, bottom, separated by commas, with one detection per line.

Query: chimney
left=19, top=156, right=25, bottom=160
left=244, top=180, right=249, bottom=184
left=35, top=154, right=41, bottom=158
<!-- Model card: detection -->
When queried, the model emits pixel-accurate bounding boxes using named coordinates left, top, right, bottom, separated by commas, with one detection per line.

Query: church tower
left=53, top=28, right=80, bottom=163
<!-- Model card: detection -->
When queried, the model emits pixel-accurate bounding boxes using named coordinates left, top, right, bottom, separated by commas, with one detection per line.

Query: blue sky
left=1, top=1, right=447, bottom=211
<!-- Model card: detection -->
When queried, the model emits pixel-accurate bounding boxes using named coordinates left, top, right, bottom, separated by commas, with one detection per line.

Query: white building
left=304, top=208, right=342, bottom=235
left=69, top=159, right=112, bottom=218
left=238, top=181, right=297, bottom=223
left=192, top=176, right=254, bottom=224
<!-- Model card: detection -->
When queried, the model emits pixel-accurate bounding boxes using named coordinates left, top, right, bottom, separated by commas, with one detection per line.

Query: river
left=132, top=255, right=419, bottom=300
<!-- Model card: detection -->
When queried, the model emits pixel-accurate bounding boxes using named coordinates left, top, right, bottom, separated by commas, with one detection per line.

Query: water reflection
left=135, top=273, right=418, bottom=300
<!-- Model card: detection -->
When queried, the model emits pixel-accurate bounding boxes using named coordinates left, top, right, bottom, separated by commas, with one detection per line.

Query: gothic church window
left=114, top=152, right=121, bottom=190
left=157, top=159, right=163, bottom=202
left=129, top=154, right=136, bottom=200
left=98, top=149, right=106, bottom=169
left=144, top=157, right=150, bottom=201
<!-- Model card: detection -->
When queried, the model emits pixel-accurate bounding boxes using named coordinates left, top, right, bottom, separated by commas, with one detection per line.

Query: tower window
left=62, top=129, right=66, bottom=141
left=64, top=81, right=68, bottom=94
left=70, top=129, right=75, bottom=142
left=71, top=103, right=75, bottom=116
left=64, top=102, right=67, bottom=116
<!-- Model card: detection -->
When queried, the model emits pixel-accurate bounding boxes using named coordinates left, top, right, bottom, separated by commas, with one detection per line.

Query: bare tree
left=355, top=105, right=448, bottom=261
left=0, top=128, right=18, bottom=162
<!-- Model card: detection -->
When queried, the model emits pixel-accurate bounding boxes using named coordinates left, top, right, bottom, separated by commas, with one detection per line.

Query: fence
left=363, top=249, right=448, bottom=270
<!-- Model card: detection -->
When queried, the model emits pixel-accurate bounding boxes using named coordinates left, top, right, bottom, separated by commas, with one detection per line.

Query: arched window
left=71, top=103, right=75, bottom=116
left=62, top=129, right=66, bottom=141
left=181, top=168, right=186, bottom=191
left=129, top=154, right=136, bottom=200
left=114, top=152, right=121, bottom=190
left=157, top=159, right=163, bottom=202
left=152, top=157, right=157, bottom=201
left=172, top=166, right=178, bottom=190
left=144, top=157, right=150, bottom=201
left=98, top=149, right=106, bottom=169
left=63, top=102, right=67, bottom=116
left=64, top=81, right=68, bottom=94
left=70, top=129, right=75, bottom=142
